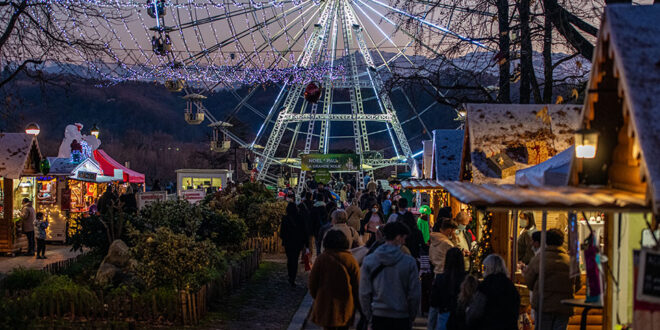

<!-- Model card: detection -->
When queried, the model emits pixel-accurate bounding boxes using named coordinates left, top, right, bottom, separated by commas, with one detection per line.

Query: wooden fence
left=3, top=247, right=264, bottom=326
left=243, top=232, right=284, bottom=254
left=41, top=251, right=89, bottom=275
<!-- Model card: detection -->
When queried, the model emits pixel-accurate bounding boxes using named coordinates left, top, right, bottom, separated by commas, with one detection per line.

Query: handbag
left=301, top=248, right=312, bottom=271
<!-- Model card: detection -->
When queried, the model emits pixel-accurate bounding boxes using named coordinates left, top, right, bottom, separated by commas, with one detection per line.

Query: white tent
left=515, top=146, right=574, bottom=186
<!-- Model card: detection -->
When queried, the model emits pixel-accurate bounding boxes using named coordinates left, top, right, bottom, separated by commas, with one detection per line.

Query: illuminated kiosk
left=176, top=169, right=233, bottom=197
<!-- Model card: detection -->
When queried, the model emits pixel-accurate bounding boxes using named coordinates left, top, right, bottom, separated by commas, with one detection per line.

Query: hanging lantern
left=574, top=128, right=599, bottom=159
left=90, top=124, right=100, bottom=138
left=25, top=122, right=40, bottom=135
left=304, top=81, right=322, bottom=103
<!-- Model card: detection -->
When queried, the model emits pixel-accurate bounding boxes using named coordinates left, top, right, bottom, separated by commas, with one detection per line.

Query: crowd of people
left=278, top=178, right=576, bottom=330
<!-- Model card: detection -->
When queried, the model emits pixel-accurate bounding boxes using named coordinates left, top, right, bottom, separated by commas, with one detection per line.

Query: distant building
left=176, top=169, right=233, bottom=196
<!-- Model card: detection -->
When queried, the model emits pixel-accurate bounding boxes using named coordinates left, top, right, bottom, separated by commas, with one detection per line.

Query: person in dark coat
left=466, top=254, right=520, bottom=330
left=280, top=202, right=307, bottom=286
left=396, top=201, right=425, bottom=260
left=120, top=185, right=138, bottom=214
left=428, top=247, right=466, bottom=330
left=311, top=193, right=328, bottom=256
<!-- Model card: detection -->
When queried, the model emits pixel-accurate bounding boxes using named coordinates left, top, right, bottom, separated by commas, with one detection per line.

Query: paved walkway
left=303, top=313, right=428, bottom=330
left=0, top=245, right=82, bottom=274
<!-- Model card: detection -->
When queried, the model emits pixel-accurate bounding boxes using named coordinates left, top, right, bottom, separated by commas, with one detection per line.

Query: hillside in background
left=1, top=73, right=459, bottom=183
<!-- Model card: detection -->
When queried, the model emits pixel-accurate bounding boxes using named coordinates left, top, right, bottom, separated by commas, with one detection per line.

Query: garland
left=471, top=211, right=493, bottom=274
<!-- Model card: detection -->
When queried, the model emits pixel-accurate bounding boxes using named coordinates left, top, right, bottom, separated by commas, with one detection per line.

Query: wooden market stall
left=438, top=181, right=650, bottom=329
left=0, top=133, right=43, bottom=254
left=401, top=129, right=465, bottom=223
left=572, top=4, right=660, bottom=329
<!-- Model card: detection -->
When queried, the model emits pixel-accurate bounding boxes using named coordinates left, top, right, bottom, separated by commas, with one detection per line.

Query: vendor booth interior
left=0, top=133, right=43, bottom=254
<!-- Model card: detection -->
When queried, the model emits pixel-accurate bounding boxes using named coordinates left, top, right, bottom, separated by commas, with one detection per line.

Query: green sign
left=314, top=169, right=332, bottom=184
left=301, top=153, right=360, bottom=172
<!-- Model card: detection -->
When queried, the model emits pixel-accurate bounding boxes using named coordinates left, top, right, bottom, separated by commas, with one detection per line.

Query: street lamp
left=90, top=124, right=100, bottom=138
left=25, top=122, right=40, bottom=136
left=574, top=128, right=599, bottom=159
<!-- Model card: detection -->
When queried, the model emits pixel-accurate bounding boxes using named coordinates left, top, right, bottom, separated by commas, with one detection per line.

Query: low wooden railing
left=2, top=246, right=264, bottom=326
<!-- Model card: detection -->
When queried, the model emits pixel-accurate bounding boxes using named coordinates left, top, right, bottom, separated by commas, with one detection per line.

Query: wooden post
left=1, top=178, right=14, bottom=252
left=538, top=210, right=548, bottom=327
left=510, top=209, right=519, bottom=279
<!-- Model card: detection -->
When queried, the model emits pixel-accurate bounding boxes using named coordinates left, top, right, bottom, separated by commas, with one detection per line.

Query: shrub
left=208, top=182, right=281, bottom=238
left=132, top=228, right=224, bottom=291
left=1, top=267, right=48, bottom=293
left=242, top=200, right=286, bottom=237
left=69, top=207, right=131, bottom=253
left=132, top=200, right=204, bottom=237
left=197, top=210, right=247, bottom=251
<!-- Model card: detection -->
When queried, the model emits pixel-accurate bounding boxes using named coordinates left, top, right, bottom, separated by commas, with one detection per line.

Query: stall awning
left=438, top=181, right=649, bottom=211
left=515, top=146, right=573, bottom=187
left=93, top=149, right=145, bottom=183
left=402, top=179, right=443, bottom=190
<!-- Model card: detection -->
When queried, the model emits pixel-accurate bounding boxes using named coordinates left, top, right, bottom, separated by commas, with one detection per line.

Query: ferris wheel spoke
left=357, top=0, right=491, bottom=50
left=233, top=3, right=321, bottom=70
left=163, top=3, right=281, bottom=33
left=178, top=1, right=310, bottom=65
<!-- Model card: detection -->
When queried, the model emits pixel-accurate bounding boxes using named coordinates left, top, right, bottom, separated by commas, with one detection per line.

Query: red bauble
left=304, top=82, right=322, bottom=103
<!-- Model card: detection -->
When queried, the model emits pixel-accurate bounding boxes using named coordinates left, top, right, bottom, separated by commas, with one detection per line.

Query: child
left=34, top=212, right=49, bottom=259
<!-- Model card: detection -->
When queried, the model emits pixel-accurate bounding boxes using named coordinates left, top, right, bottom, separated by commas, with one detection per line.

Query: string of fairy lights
left=3, top=0, right=491, bottom=87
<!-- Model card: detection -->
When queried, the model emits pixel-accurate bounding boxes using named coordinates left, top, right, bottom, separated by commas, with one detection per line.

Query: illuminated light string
left=4, top=0, right=490, bottom=88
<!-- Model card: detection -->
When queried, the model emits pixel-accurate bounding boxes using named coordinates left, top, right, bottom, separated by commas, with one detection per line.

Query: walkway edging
left=287, top=291, right=313, bottom=330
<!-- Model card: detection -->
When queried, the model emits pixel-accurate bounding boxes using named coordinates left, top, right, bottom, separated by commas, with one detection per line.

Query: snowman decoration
left=57, top=123, right=101, bottom=162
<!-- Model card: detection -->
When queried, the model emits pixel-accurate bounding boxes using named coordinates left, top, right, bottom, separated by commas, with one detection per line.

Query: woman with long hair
left=447, top=275, right=479, bottom=330
left=360, top=202, right=385, bottom=242
left=309, top=230, right=360, bottom=330
left=466, top=254, right=520, bottom=330
left=428, top=247, right=466, bottom=330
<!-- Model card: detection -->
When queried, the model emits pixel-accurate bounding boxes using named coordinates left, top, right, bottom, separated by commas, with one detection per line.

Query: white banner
left=137, top=191, right=168, bottom=209
left=180, top=189, right=206, bottom=204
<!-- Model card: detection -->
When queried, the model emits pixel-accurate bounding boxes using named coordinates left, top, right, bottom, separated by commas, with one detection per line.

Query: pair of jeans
left=428, top=307, right=450, bottom=330
left=372, top=316, right=411, bottom=330
left=36, top=238, right=46, bottom=257
left=535, top=312, right=569, bottom=330
left=25, top=231, right=35, bottom=254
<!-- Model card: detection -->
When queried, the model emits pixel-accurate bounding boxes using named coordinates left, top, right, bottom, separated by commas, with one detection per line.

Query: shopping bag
left=301, top=248, right=312, bottom=271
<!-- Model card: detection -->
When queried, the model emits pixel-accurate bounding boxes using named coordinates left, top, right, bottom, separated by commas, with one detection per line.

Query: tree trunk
left=544, top=0, right=595, bottom=60
left=496, top=0, right=511, bottom=103
left=519, top=0, right=531, bottom=104
left=543, top=10, right=553, bottom=103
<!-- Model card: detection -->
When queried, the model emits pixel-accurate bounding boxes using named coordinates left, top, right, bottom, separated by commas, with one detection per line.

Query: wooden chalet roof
left=439, top=181, right=648, bottom=211
left=586, top=4, right=660, bottom=213
left=464, top=103, right=581, bottom=184
left=401, top=179, right=443, bottom=190
left=0, top=133, right=41, bottom=179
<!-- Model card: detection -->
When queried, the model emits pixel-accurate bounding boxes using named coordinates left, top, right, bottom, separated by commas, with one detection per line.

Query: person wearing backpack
left=359, top=222, right=421, bottom=330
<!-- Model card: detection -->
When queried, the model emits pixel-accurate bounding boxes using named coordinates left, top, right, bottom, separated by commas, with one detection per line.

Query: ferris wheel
left=17, top=0, right=495, bottom=187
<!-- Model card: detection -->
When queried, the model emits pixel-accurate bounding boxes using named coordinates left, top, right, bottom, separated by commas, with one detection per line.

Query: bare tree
left=387, top=0, right=602, bottom=107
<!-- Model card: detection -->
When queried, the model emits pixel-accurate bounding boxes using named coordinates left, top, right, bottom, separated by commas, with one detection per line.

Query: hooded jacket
left=524, top=245, right=574, bottom=315
left=309, top=249, right=360, bottom=327
left=359, top=243, right=421, bottom=321
left=429, top=232, right=454, bottom=274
